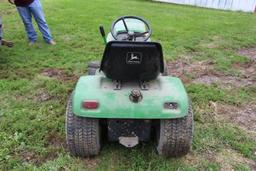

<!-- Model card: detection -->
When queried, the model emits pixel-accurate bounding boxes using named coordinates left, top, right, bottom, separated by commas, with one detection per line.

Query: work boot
left=2, top=39, right=14, bottom=48
left=48, top=40, right=56, bottom=45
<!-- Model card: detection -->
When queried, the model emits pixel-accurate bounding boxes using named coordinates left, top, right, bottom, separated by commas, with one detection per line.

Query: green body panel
left=72, top=72, right=189, bottom=119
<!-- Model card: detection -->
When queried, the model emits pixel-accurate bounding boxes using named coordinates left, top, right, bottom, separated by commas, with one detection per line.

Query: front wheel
left=156, top=103, right=193, bottom=157
left=66, top=95, right=101, bottom=157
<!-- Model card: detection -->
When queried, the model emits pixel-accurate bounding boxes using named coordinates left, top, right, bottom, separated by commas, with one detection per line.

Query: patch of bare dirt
left=34, top=89, right=52, bottom=102
left=214, top=103, right=256, bottom=132
left=41, top=68, right=78, bottom=82
left=44, top=132, right=66, bottom=148
left=238, top=48, right=256, bottom=61
left=215, top=149, right=256, bottom=171
left=233, top=61, right=256, bottom=79
left=19, top=133, right=65, bottom=166
left=184, top=149, right=256, bottom=171
left=20, top=149, right=58, bottom=166
left=183, top=151, right=216, bottom=166
left=167, top=59, right=256, bottom=87
left=193, top=74, right=255, bottom=87
left=167, top=59, right=215, bottom=77
left=167, top=59, right=216, bottom=84
left=20, top=150, right=37, bottom=163
left=85, top=158, right=100, bottom=169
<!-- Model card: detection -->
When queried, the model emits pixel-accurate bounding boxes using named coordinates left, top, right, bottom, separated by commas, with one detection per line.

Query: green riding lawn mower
left=66, top=16, right=194, bottom=157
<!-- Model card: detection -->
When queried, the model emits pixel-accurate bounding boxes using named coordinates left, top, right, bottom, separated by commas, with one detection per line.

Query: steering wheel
left=111, top=16, right=152, bottom=41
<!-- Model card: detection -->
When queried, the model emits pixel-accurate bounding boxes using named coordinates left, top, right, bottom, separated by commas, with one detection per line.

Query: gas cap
left=129, top=89, right=143, bottom=103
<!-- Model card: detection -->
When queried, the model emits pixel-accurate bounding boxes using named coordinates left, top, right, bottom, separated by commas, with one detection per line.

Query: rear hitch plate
left=119, top=136, right=139, bottom=148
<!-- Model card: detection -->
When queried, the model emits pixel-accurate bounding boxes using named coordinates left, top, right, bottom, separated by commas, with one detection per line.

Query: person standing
left=8, top=0, right=56, bottom=46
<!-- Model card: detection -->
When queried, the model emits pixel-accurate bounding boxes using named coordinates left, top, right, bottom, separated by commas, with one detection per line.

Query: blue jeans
left=17, top=0, right=52, bottom=43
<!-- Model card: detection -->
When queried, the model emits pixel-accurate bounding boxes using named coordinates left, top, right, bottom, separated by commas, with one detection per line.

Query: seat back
left=100, top=41, right=164, bottom=81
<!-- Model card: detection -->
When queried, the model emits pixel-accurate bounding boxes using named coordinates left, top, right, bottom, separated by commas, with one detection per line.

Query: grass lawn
left=1, top=0, right=256, bottom=170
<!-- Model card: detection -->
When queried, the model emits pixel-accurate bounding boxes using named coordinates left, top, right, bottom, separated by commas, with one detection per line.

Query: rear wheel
left=156, top=103, right=193, bottom=157
left=66, top=95, right=101, bottom=157
left=88, top=61, right=100, bottom=75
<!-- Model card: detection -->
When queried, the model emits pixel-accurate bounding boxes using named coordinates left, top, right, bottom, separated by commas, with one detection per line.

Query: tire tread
left=66, top=96, right=101, bottom=157
left=157, top=104, right=193, bottom=157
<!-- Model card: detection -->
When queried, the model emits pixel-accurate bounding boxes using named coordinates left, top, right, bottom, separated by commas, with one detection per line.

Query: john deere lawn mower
left=66, top=16, right=193, bottom=157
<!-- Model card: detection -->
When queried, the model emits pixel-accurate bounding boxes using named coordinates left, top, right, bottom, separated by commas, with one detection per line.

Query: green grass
left=1, top=0, right=256, bottom=170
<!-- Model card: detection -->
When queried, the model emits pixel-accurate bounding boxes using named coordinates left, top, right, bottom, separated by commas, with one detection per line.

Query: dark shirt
left=14, top=0, right=34, bottom=7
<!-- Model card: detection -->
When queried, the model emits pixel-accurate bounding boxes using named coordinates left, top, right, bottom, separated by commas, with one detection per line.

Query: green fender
left=72, top=74, right=189, bottom=119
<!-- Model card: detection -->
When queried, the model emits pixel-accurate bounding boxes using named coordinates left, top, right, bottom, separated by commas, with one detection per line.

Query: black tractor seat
left=100, top=41, right=164, bottom=81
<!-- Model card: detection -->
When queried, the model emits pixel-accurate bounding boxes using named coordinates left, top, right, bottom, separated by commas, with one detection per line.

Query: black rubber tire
left=162, top=60, right=169, bottom=76
left=87, top=61, right=100, bottom=75
left=156, top=103, right=193, bottom=157
left=66, top=96, right=101, bottom=157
